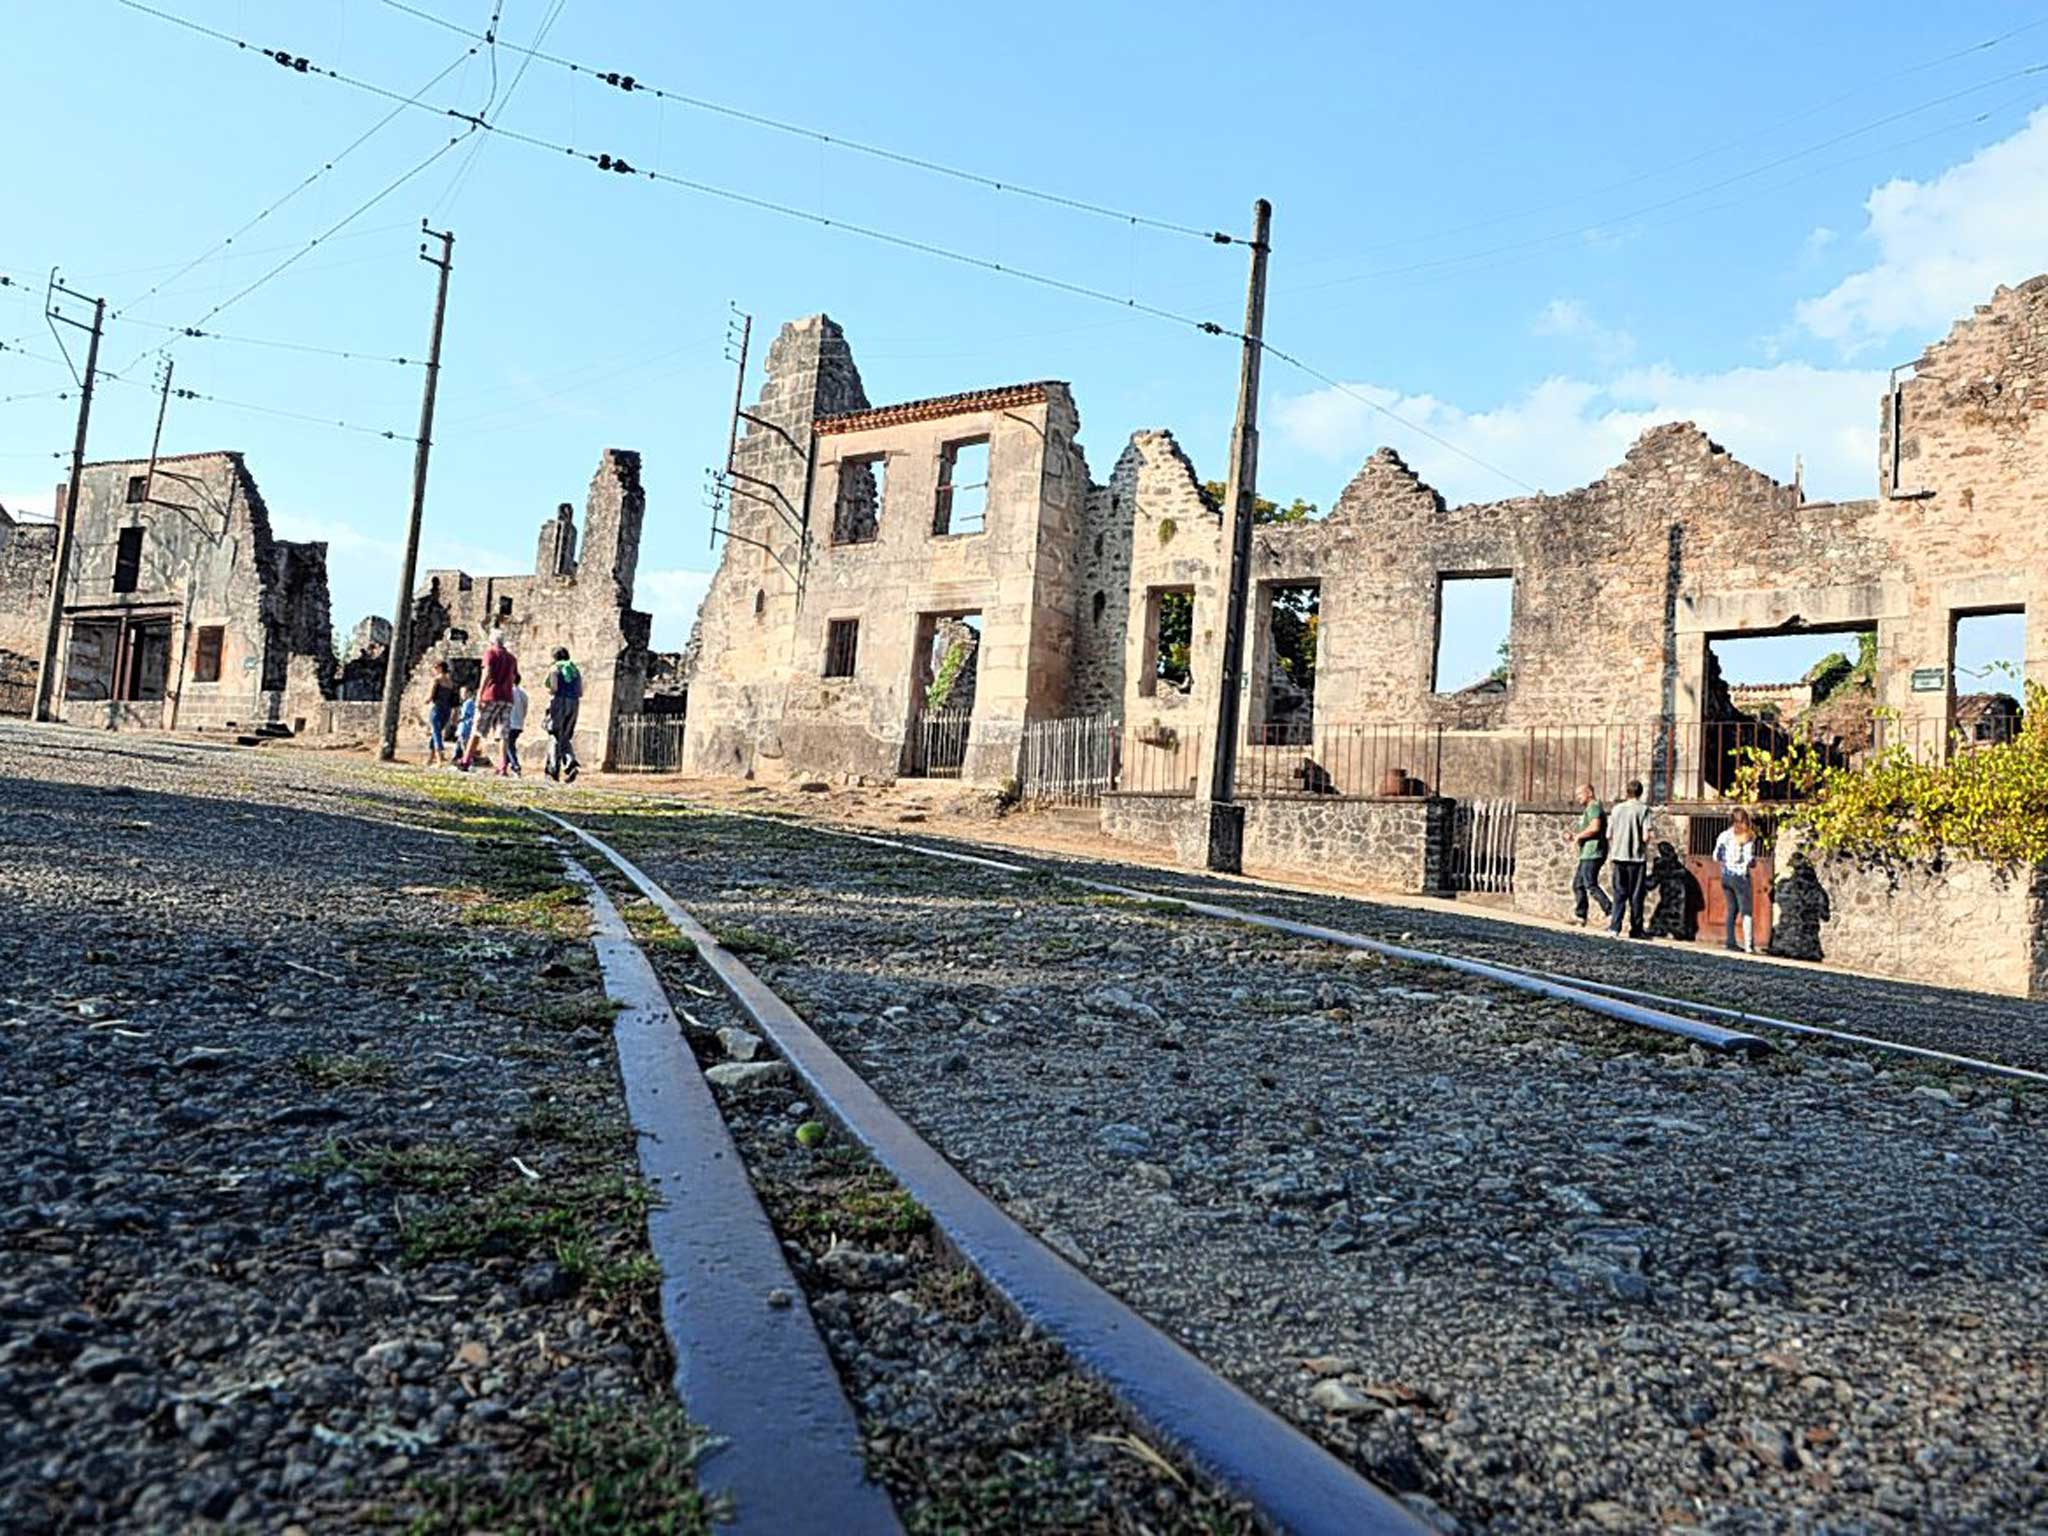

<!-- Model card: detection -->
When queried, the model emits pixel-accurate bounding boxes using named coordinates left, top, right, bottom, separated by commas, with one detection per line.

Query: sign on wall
left=1910, top=666, right=1946, bottom=692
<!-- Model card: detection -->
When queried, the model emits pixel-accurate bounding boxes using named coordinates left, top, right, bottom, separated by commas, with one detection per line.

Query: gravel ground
left=578, top=801, right=2048, bottom=1536
left=592, top=870, right=1261, bottom=1535
left=0, top=724, right=712, bottom=1532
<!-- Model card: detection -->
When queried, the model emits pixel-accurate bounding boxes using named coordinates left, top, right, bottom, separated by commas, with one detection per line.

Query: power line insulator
left=596, top=153, right=635, bottom=174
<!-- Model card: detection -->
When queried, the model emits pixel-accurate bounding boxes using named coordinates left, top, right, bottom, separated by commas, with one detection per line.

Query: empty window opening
left=824, top=617, right=860, bottom=678
left=1141, top=586, right=1194, bottom=697
left=125, top=475, right=148, bottom=504
left=933, top=437, right=989, bottom=536
left=1258, top=583, right=1319, bottom=744
left=1952, top=609, right=2026, bottom=743
left=112, top=527, right=144, bottom=594
left=497, top=595, right=514, bottom=619
left=832, top=455, right=885, bottom=545
left=754, top=588, right=766, bottom=619
left=191, top=625, right=224, bottom=683
left=1703, top=626, right=1878, bottom=796
left=1092, top=591, right=1107, bottom=626
left=1431, top=573, right=1512, bottom=695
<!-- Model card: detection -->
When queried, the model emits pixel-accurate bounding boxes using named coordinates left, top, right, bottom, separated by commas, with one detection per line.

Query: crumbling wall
left=683, top=315, right=868, bottom=779
left=1117, top=432, right=1224, bottom=784
left=0, top=510, right=54, bottom=712
left=34, top=453, right=333, bottom=733
left=395, top=449, right=650, bottom=767
left=1874, top=274, right=2048, bottom=736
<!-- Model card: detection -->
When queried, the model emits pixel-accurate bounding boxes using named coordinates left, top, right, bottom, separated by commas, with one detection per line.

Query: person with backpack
left=544, top=646, right=583, bottom=782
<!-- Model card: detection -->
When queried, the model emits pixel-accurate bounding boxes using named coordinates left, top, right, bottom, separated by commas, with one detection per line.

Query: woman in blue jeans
left=1714, top=809, right=1760, bottom=952
left=423, top=660, right=459, bottom=766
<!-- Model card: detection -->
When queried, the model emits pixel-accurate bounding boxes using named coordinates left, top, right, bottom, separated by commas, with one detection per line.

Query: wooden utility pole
left=1201, top=198, right=1272, bottom=873
left=34, top=281, right=106, bottom=723
left=378, top=224, right=455, bottom=762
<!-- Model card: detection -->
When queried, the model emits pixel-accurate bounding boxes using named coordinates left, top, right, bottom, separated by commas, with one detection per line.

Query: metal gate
left=903, top=707, right=972, bottom=779
left=1449, top=798, right=1517, bottom=893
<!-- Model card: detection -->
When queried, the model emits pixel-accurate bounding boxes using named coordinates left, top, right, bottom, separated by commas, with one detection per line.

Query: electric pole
left=34, top=279, right=106, bottom=723
left=1202, top=198, right=1272, bottom=873
left=378, top=224, right=455, bottom=762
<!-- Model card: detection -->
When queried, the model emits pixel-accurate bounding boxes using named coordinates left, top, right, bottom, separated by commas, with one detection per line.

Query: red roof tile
left=815, top=382, right=1057, bottom=435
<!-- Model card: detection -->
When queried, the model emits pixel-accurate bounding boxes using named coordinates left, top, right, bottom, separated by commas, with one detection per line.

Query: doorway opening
left=903, top=611, right=981, bottom=778
left=1951, top=608, right=2026, bottom=746
left=1254, top=581, right=1318, bottom=744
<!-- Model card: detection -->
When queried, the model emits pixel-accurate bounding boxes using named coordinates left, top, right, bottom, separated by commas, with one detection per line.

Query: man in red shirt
left=458, top=630, right=520, bottom=772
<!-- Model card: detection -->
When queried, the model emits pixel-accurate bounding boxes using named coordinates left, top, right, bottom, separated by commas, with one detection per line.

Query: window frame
left=831, top=453, right=887, bottom=546
left=112, top=527, right=144, bottom=594
left=932, top=435, right=991, bottom=537
left=823, top=617, right=861, bottom=679
left=191, top=624, right=225, bottom=684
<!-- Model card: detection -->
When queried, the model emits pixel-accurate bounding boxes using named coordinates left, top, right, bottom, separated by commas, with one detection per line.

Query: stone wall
left=1243, top=797, right=1447, bottom=894
left=1100, top=792, right=1211, bottom=867
left=0, top=510, right=55, bottom=709
left=28, top=453, right=335, bottom=732
left=1770, top=845, right=2048, bottom=1000
left=1512, top=806, right=1691, bottom=935
left=396, top=451, right=650, bottom=768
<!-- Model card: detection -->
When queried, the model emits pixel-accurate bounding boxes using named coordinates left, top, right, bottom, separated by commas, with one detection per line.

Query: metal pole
left=1203, top=197, right=1272, bottom=873
left=34, top=291, right=105, bottom=723
left=378, top=224, right=455, bottom=762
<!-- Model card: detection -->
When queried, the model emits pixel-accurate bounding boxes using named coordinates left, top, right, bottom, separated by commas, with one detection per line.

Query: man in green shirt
left=1570, top=782, right=1612, bottom=926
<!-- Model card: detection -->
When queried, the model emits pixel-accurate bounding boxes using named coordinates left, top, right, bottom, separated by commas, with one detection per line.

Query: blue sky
left=2, top=1, right=2043, bottom=690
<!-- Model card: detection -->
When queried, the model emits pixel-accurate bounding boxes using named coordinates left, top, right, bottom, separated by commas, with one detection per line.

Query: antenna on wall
left=708, top=303, right=812, bottom=602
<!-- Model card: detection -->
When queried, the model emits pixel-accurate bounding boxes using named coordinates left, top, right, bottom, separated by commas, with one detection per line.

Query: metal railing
left=1196, top=712, right=2031, bottom=807
left=904, top=707, right=972, bottom=779
left=1449, top=798, right=1517, bottom=893
left=1116, top=724, right=1205, bottom=797
left=612, top=714, right=687, bottom=773
left=1020, top=714, right=1119, bottom=806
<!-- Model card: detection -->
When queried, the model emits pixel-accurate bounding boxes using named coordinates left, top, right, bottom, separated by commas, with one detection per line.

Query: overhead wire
left=110, top=0, right=1247, bottom=343
left=110, top=314, right=426, bottom=367
left=431, top=0, right=570, bottom=215
left=367, top=0, right=1244, bottom=244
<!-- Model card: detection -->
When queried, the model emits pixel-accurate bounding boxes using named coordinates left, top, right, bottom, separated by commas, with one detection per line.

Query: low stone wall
left=1244, top=797, right=1446, bottom=894
left=1100, top=793, right=1446, bottom=894
left=1772, top=845, right=2048, bottom=1000
left=1100, top=792, right=1209, bottom=867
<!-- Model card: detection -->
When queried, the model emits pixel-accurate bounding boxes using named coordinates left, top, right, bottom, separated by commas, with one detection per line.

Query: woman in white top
left=1714, top=809, right=1759, bottom=953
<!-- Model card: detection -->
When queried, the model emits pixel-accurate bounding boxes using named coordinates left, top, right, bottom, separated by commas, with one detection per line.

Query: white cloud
left=638, top=568, right=713, bottom=652
left=1803, top=225, right=1837, bottom=257
left=1531, top=297, right=1635, bottom=366
left=1796, top=105, right=2048, bottom=350
left=1, top=487, right=56, bottom=522
left=1274, top=360, right=1884, bottom=505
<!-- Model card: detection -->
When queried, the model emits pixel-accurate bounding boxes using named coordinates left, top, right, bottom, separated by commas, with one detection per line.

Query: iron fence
left=1116, top=724, right=1205, bottom=797
left=1202, top=710, right=2028, bottom=807
left=1020, top=714, right=1119, bottom=806
left=1449, top=798, right=1517, bottom=893
left=612, top=714, right=687, bottom=773
left=904, top=707, right=972, bottom=779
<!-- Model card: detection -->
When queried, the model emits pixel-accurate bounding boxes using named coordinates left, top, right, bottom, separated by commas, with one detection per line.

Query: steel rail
left=561, top=859, right=902, bottom=1535
left=744, top=817, right=1770, bottom=1056
left=1513, top=966, right=2048, bottom=1086
left=755, top=813, right=2048, bottom=1083
left=544, top=812, right=1431, bottom=1536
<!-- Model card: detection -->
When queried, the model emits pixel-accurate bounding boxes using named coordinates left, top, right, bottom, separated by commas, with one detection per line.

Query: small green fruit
left=795, top=1121, right=826, bottom=1148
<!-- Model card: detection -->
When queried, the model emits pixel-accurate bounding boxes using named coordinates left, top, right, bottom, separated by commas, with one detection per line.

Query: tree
left=1486, top=636, right=1510, bottom=686
left=1203, top=481, right=1318, bottom=525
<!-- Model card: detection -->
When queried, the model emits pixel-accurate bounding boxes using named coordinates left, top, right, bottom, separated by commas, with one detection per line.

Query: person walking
left=544, top=645, right=583, bottom=782
left=503, top=682, right=530, bottom=778
left=460, top=630, right=519, bottom=773
left=454, top=685, right=478, bottom=767
left=1714, top=809, right=1760, bottom=952
left=1606, top=779, right=1651, bottom=939
left=1568, top=782, right=1612, bottom=927
left=423, top=660, right=458, bottom=766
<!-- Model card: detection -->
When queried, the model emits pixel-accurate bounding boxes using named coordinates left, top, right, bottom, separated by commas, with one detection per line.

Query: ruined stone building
left=687, top=275, right=2045, bottom=798
left=0, top=505, right=58, bottom=713
left=393, top=449, right=652, bottom=767
left=0, top=453, right=338, bottom=732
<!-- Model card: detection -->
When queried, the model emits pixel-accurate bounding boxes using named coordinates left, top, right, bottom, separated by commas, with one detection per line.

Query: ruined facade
left=0, top=506, right=57, bottom=714
left=688, top=276, right=2044, bottom=795
left=684, top=318, right=1115, bottom=783
left=395, top=450, right=651, bottom=767
left=0, top=453, right=338, bottom=731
